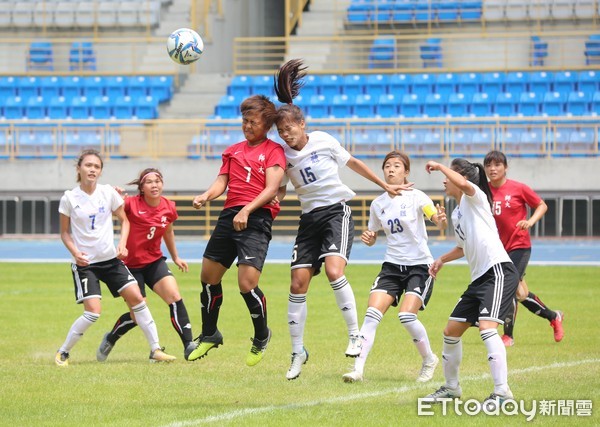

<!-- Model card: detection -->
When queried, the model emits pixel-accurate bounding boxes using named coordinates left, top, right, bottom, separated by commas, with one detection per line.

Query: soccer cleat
left=550, top=310, right=564, bottom=342
left=149, top=347, right=176, bottom=363
left=422, top=385, right=462, bottom=402
left=184, top=341, right=199, bottom=361
left=246, top=328, right=271, bottom=367
left=342, top=370, right=363, bottom=383
left=55, top=351, right=69, bottom=367
left=482, top=388, right=514, bottom=411
left=286, top=347, right=309, bottom=380
left=345, top=334, right=363, bottom=358
left=416, top=353, right=439, bottom=383
left=96, top=333, right=114, bottom=362
left=501, top=334, right=515, bottom=347
left=187, top=330, right=224, bottom=361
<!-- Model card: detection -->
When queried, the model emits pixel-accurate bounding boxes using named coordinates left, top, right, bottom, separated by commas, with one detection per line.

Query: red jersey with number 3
left=489, top=179, right=542, bottom=252
left=123, top=195, right=178, bottom=268
left=219, top=138, right=286, bottom=218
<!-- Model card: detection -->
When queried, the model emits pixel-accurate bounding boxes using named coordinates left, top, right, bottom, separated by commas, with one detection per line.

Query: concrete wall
left=2, top=157, right=598, bottom=198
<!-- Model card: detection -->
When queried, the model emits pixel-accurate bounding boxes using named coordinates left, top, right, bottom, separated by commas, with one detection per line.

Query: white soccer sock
left=355, top=307, right=382, bottom=375
left=481, top=328, right=510, bottom=395
left=330, top=276, right=359, bottom=335
left=288, top=293, right=307, bottom=354
left=399, top=312, right=434, bottom=362
left=132, top=302, right=160, bottom=351
left=442, top=335, right=462, bottom=389
left=59, top=311, right=100, bottom=353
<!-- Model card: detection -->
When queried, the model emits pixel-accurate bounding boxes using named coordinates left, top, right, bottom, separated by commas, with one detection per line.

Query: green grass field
left=1, top=263, right=598, bottom=426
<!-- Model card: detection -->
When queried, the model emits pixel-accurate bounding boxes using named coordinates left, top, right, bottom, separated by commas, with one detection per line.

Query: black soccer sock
left=503, top=298, right=518, bottom=338
left=200, top=281, right=223, bottom=336
left=241, top=286, right=268, bottom=341
left=169, top=299, right=193, bottom=345
left=107, top=312, right=137, bottom=344
left=520, top=292, right=555, bottom=321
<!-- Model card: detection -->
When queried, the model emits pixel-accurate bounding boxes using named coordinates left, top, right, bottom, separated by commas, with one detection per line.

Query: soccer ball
left=166, top=28, right=204, bottom=65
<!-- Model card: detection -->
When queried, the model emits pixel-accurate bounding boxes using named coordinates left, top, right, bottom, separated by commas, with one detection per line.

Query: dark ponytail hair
left=450, top=158, right=493, bottom=209
left=273, top=58, right=307, bottom=124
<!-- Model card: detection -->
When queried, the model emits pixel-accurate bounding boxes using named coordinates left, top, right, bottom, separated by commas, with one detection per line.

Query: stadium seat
left=82, top=76, right=105, bottom=99
left=415, top=3, right=434, bottom=22
left=39, top=76, right=61, bottom=100
left=529, top=71, right=554, bottom=96
left=518, top=91, right=542, bottom=116
left=400, top=128, right=429, bottom=155
left=435, top=73, right=458, bottom=95
left=354, top=93, right=377, bottom=118
left=25, top=96, right=47, bottom=119
left=584, top=37, right=600, bottom=65
left=0, top=77, right=17, bottom=100
left=568, top=127, right=596, bottom=153
left=214, top=95, right=240, bottom=119
left=148, top=76, right=173, bottom=102
left=565, top=91, right=592, bottom=116
left=128, top=76, right=150, bottom=99
left=48, top=96, right=69, bottom=119
left=457, top=72, right=481, bottom=96
left=423, top=93, right=447, bottom=117
left=3, top=96, right=25, bottom=120
left=495, top=92, right=518, bottom=116
left=301, top=75, right=321, bottom=97
left=481, top=72, right=505, bottom=98
left=330, top=94, right=355, bottom=118
left=33, top=1, right=55, bottom=27
left=437, top=1, right=460, bottom=21
left=553, top=129, right=571, bottom=152
left=447, top=93, right=471, bottom=117
left=391, top=2, right=413, bottom=23
left=27, top=42, right=53, bottom=71
left=530, top=36, right=548, bottom=66
left=69, top=41, right=97, bottom=71
left=113, top=96, right=134, bottom=119
left=250, top=75, right=273, bottom=96
left=388, top=73, right=411, bottom=97
left=422, top=129, right=445, bottom=157
left=105, top=76, right=127, bottom=99
left=411, top=73, right=435, bottom=96
left=451, top=129, right=474, bottom=154
left=471, top=92, right=493, bottom=117
left=420, top=39, right=442, bottom=69
left=502, top=128, right=523, bottom=151
left=578, top=70, right=600, bottom=93
left=471, top=128, right=496, bottom=153
left=591, top=91, right=600, bottom=115
left=505, top=71, right=529, bottom=96
left=306, top=94, right=330, bottom=118
left=375, top=93, right=400, bottom=118
left=135, top=96, right=159, bottom=119
left=69, top=96, right=92, bottom=119
left=228, top=75, right=252, bottom=98
left=553, top=71, right=578, bottom=93
left=17, top=77, right=40, bottom=100
left=343, top=74, right=366, bottom=96
left=541, top=91, right=566, bottom=116
left=15, top=128, right=57, bottom=159
left=320, top=75, right=343, bottom=97
left=369, top=38, right=395, bottom=69
left=347, top=1, right=372, bottom=24
left=399, top=93, right=423, bottom=118
left=519, top=128, right=546, bottom=155
left=60, top=76, right=83, bottom=100
left=90, top=96, right=112, bottom=119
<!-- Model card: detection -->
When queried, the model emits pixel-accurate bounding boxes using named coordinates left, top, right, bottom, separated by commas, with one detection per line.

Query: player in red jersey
left=96, top=168, right=197, bottom=361
left=484, top=151, right=564, bottom=347
left=188, top=95, right=286, bottom=366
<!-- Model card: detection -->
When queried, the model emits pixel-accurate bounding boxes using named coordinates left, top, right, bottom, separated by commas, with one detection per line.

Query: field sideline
left=0, top=263, right=598, bottom=426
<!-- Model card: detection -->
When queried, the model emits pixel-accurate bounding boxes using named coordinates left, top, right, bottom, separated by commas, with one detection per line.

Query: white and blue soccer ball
left=167, top=28, right=204, bottom=65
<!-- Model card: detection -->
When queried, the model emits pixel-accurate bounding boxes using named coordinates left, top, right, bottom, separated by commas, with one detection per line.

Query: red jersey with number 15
left=219, top=138, right=286, bottom=218
left=489, top=179, right=542, bottom=252
left=123, top=195, right=178, bottom=268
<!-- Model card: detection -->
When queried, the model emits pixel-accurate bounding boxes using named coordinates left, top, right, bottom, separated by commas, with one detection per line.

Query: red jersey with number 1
left=123, top=195, right=178, bottom=268
left=489, top=179, right=542, bottom=252
left=219, top=138, right=286, bottom=218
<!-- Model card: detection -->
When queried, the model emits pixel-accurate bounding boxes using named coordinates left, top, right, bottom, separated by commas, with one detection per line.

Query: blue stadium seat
left=25, top=96, right=46, bottom=119
left=495, top=92, right=518, bottom=116
left=423, top=93, right=447, bottom=117
left=302, top=75, right=321, bottom=97
left=569, top=127, right=596, bottom=152
left=553, top=129, right=571, bottom=152
left=15, top=127, right=57, bottom=159
left=502, top=128, right=523, bottom=150
left=48, top=97, right=69, bottom=119
left=591, top=91, right=600, bottom=115
left=0, top=77, right=17, bottom=100
left=423, top=129, right=445, bottom=157
left=3, top=96, right=25, bottom=119
left=148, top=76, right=173, bottom=102
left=437, top=1, right=460, bottom=21
left=354, top=93, right=377, bottom=118
left=27, top=41, right=53, bottom=71
left=82, top=76, right=105, bottom=99
left=369, top=38, right=395, bottom=69
left=457, top=72, right=481, bottom=96
left=471, top=92, right=493, bottom=117
left=447, top=93, right=471, bottom=117
left=306, top=94, right=330, bottom=118
left=128, top=76, right=150, bottom=99
left=60, top=76, right=83, bottom=100
left=565, top=91, right=592, bottom=116
left=518, top=91, right=542, bottom=116
left=420, top=39, right=442, bottom=68
left=90, top=96, right=112, bottom=119
left=519, top=128, right=546, bottom=155
left=113, top=96, right=134, bottom=119
left=343, top=74, right=366, bottom=96
left=320, top=75, right=343, bottom=97
left=541, top=91, right=566, bottom=116
left=39, top=77, right=61, bottom=100
left=330, top=94, right=355, bottom=118
left=460, top=1, right=482, bottom=20
left=481, top=72, right=505, bottom=98
left=399, top=93, right=423, bottom=118
left=415, top=3, right=435, bottom=21
left=375, top=93, right=400, bottom=118
left=471, top=128, right=496, bottom=152
left=401, top=128, right=429, bottom=155
left=366, top=74, right=390, bottom=98
left=373, top=1, right=393, bottom=22
left=392, top=2, right=413, bottom=22
left=553, top=71, right=578, bottom=94
left=17, top=76, right=40, bottom=100
left=505, top=71, right=529, bottom=96
left=135, top=96, right=159, bottom=119
left=105, top=76, right=127, bottom=99
left=435, top=73, right=457, bottom=95
left=69, top=96, right=92, bottom=119
left=411, top=73, right=435, bottom=96
left=388, top=73, right=411, bottom=96
left=347, top=1, right=372, bottom=23
left=529, top=71, right=554, bottom=96
left=451, top=129, right=474, bottom=154
left=69, top=41, right=96, bottom=71
left=228, top=75, right=252, bottom=98
left=578, top=70, right=600, bottom=93
left=250, top=75, right=273, bottom=96
left=214, top=95, right=240, bottom=119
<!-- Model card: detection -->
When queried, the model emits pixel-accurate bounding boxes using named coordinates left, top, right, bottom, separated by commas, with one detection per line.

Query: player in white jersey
left=273, top=59, right=411, bottom=380
left=54, top=150, right=175, bottom=366
left=422, top=158, right=519, bottom=409
left=342, top=151, right=447, bottom=384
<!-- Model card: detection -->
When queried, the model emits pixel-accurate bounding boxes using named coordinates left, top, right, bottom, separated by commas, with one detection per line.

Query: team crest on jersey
left=310, top=151, right=319, bottom=163
left=98, top=206, right=105, bottom=213
left=504, top=194, right=512, bottom=208
left=161, top=216, right=168, bottom=228
left=258, top=153, right=266, bottom=162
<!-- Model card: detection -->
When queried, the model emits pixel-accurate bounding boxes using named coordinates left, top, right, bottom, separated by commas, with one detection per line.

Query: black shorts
left=449, top=262, right=519, bottom=326
left=291, top=202, right=354, bottom=275
left=128, top=257, right=173, bottom=298
left=508, top=247, right=531, bottom=280
left=370, top=262, right=434, bottom=310
left=71, top=258, right=138, bottom=304
left=204, top=207, right=273, bottom=272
